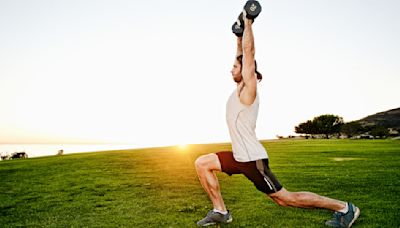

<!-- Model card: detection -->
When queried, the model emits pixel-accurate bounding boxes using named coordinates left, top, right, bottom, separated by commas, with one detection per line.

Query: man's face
left=231, top=60, right=242, bottom=83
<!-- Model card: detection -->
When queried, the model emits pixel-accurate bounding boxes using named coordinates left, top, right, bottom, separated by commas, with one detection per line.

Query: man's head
left=230, top=55, right=262, bottom=83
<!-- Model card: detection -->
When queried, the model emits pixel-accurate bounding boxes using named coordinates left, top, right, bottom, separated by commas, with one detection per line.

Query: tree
left=295, top=114, right=344, bottom=138
left=341, top=121, right=364, bottom=138
left=370, top=125, right=389, bottom=138
left=295, top=120, right=315, bottom=136
left=313, top=114, right=344, bottom=139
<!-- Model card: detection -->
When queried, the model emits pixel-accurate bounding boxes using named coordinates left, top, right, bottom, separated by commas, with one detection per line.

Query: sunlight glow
left=178, top=144, right=188, bottom=149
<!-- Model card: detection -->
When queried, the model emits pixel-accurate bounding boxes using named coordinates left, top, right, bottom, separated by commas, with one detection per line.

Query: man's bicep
left=242, top=55, right=256, bottom=83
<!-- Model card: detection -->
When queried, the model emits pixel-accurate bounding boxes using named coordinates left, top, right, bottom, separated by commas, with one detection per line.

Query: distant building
left=389, top=128, right=399, bottom=136
left=11, top=152, right=28, bottom=159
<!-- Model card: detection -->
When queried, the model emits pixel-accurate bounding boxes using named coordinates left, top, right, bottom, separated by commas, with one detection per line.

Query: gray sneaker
left=196, top=210, right=233, bottom=226
left=325, top=202, right=360, bottom=227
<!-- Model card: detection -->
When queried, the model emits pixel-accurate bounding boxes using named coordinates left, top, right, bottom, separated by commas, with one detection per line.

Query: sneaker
left=196, top=210, right=233, bottom=226
left=325, top=202, right=360, bottom=227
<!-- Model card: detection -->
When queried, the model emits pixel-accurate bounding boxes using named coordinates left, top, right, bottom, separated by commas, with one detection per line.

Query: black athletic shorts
left=216, top=151, right=282, bottom=194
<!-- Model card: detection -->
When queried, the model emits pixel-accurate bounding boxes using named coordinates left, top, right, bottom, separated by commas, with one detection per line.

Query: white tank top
left=226, top=89, right=268, bottom=162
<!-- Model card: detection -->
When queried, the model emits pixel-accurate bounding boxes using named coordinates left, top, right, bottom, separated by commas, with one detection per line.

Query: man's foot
left=196, top=210, right=233, bottom=226
left=325, top=202, right=360, bottom=227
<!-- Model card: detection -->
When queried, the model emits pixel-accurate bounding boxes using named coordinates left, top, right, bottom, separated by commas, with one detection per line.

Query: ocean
left=0, top=144, right=138, bottom=159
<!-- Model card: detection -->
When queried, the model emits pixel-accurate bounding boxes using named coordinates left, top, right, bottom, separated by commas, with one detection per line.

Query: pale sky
left=0, top=0, right=399, bottom=147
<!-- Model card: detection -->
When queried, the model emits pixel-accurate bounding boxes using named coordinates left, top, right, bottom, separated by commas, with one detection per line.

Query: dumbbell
left=232, top=0, right=262, bottom=37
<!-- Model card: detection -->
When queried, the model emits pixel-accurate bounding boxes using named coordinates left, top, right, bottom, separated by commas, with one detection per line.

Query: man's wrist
left=244, top=19, right=252, bottom=26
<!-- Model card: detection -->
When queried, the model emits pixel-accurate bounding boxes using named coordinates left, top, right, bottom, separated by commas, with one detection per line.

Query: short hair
left=236, top=55, right=262, bottom=82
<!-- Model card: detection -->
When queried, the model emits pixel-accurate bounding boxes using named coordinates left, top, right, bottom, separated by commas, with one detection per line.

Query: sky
left=0, top=0, right=399, bottom=147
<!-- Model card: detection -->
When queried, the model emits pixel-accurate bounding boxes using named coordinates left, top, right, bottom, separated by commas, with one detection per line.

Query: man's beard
left=234, top=76, right=242, bottom=83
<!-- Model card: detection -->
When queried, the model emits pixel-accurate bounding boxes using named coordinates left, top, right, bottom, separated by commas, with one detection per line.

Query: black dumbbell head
left=232, top=12, right=244, bottom=37
left=232, top=21, right=244, bottom=37
left=244, top=0, right=262, bottom=20
left=232, top=13, right=244, bottom=37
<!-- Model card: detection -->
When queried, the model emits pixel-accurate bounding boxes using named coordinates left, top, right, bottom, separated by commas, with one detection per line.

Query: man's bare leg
left=195, top=153, right=226, bottom=211
left=269, top=188, right=346, bottom=211
left=269, top=188, right=360, bottom=227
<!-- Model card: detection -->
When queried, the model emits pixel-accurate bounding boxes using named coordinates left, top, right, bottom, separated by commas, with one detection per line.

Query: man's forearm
left=236, top=37, right=243, bottom=57
left=243, top=20, right=255, bottom=56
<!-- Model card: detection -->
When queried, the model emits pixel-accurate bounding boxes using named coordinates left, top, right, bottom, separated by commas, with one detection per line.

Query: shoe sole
left=198, top=222, right=216, bottom=227
left=348, top=207, right=360, bottom=228
left=198, top=217, right=233, bottom=227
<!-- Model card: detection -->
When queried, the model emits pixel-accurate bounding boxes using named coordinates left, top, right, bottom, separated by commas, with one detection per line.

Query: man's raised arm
left=240, top=11, right=257, bottom=105
left=236, top=37, right=243, bottom=58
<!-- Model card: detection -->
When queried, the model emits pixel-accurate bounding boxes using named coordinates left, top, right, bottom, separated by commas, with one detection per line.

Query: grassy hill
left=1, top=140, right=399, bottom=227
left=357, top=107, right=400, bottom=129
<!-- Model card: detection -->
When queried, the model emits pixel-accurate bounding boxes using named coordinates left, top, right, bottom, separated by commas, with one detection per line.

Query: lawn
left=1, top=139, right=399, bottom=227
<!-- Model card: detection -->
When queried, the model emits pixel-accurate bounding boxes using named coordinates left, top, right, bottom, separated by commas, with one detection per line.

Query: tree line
left=294, top=114, right=392, bottom=139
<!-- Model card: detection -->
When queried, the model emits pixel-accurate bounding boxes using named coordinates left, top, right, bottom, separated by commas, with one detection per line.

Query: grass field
left=1, top=139, right=399, bottom=227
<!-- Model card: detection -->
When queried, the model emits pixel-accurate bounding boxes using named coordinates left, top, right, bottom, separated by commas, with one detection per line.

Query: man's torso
left=226, top=88, right=268, bottom=162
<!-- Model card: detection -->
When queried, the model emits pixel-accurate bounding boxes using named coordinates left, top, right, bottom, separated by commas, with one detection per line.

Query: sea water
left=0, top=144, right=138, bottom=158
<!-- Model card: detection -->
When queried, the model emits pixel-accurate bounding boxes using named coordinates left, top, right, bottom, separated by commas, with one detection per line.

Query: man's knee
left=194, top=155, right=207, bottom=170
left=273, top=198, right=288, bottom=207
left=269, top=188, right=293, bottom=207
left=195, top=153, right=220, bottom=171
left=270, top=195, right=289, bottom=207
left=194, top=154, right=212, bottom=170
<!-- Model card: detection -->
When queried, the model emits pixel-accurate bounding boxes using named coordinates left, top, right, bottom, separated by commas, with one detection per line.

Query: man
left=194, top=11, right=360, bottom=227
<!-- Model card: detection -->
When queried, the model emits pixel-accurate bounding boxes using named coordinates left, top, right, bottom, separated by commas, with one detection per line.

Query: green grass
left=1, top=139, right=399, bottom=227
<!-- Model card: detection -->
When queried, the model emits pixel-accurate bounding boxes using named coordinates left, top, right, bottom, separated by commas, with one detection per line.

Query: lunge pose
left=195, top=5, right=360, bottom=228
